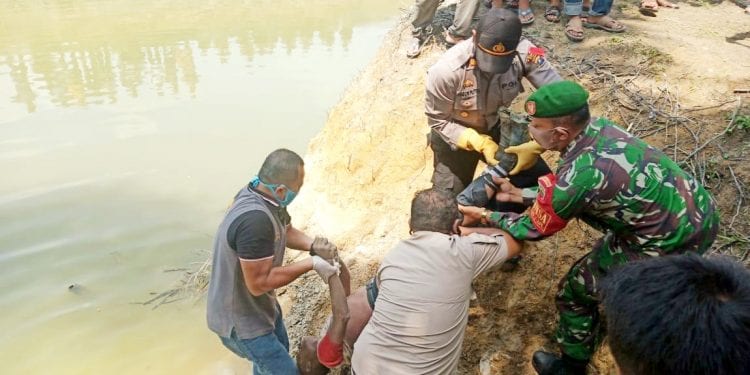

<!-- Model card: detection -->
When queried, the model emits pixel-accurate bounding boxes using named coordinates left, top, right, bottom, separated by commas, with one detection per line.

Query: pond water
left=0, top=0, right=405, bottom=373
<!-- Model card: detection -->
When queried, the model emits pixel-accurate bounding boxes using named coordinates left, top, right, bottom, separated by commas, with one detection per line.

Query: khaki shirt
left=425, top=38, right=561, bottom=146
left=351, top=231, right=509, bottom=375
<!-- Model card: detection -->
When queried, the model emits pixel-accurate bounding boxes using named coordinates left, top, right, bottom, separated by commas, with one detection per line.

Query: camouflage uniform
left=486, top=117, right=720, bottom=361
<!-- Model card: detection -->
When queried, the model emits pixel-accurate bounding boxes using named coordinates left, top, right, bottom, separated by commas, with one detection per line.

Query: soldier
left=426, top=7, right=561, bottom=212
left=459, top=81, right=720, bottom=374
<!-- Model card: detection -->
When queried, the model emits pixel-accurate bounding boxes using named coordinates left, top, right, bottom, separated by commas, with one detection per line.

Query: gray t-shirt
left=351, top=231, right=509, bottom=374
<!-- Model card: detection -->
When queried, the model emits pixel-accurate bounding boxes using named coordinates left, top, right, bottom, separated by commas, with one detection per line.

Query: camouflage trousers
left=553, top=232, right=708, bottom=362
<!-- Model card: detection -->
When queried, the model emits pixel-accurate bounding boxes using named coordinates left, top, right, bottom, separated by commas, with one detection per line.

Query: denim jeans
left=564, top=0, right=612, bottom=16
left=219, top=306, right=298, bottom=375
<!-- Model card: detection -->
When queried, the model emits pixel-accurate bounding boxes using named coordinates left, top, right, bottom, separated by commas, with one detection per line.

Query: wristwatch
left=480, top=209, right=489, bottom=226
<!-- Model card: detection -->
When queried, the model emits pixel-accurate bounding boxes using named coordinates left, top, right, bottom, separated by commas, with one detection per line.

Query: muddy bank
left=279, top=1, right=750, bottom=373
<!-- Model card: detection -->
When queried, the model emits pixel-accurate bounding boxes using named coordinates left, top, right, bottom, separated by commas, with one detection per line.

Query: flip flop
left=583, top=16, right=626, bottom=33
left=544, top=5, right=561, bottom=22
left=519, top=8, right=535, bottom=24
left=565, top=19, right=585, bottom=42
left=656, top=0, right=680, bottom=8
left=639, top=0, right=659, bottom=16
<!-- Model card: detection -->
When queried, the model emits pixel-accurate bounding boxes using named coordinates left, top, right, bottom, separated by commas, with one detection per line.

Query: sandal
left=519, top=7, right=535, bottom=24
left=639, top=0, right=659, bottom=16
left=656, top=0, right=680, bottom=7
left=544, top=5, right=561, bottom=22
left=584, top=15, right=626, bottom=33
left=565, top=17, right=585, bottom=42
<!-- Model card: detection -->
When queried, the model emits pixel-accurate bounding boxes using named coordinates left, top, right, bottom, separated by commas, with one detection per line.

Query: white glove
left=312, top=255, right=340, bottom=283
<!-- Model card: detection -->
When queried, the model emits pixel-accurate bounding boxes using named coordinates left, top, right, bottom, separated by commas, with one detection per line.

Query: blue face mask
left=250, top=176, right=298, bottom=207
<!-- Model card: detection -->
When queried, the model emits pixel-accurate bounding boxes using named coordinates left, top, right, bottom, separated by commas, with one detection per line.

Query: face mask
left=250, top=176, right=298, bottom=207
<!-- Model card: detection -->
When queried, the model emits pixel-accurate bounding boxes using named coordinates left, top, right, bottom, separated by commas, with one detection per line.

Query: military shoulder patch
left=526, top=46, right=546, bottom=65
left=525, top=101, right=536, bottom=115
left=529, top=173, right=568, bottom=235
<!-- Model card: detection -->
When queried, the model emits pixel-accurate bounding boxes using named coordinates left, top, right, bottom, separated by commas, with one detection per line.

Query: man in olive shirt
left=351, top=188, right=522, bottom=374
left=207, top=149, right=341, bottom=375
left=426, top=8, right=561, bottom=207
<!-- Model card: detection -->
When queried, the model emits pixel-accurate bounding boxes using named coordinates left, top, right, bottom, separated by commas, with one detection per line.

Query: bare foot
left=565, top=16, right=585, bottom=42
left=656, top=0, right=679, bottom=8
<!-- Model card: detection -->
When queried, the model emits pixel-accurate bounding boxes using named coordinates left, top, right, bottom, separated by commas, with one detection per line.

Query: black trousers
left=430, top=130, right=551, bottom=214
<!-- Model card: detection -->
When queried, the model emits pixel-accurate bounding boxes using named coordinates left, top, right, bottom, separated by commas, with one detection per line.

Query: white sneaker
left=406, top=36, right=423, bottom=58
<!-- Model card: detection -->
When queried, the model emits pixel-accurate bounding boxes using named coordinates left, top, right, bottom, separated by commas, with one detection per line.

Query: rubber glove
left=310, top=236, right=337, bottom=260
left=456, top=128, right=500, bottom=165
left=505, top=140, right=545, bottom=175
left=312, top=255, right=340, bottom=283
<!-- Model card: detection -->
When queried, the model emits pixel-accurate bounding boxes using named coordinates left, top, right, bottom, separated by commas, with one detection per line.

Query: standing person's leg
left=272, top=303, right=291, bottom=352
left=249, top=304, right=296, bottom=375
left=220, top=328, right=298, bottom=375
left=545, top=0, right=562, bottom=22
left=581, top=0, right=590, bottom=22
left=535, top=234, right=644, bottom=375
left=430, top=130, right=482, bottom=197
left=408, top=0, right=442, bottom=58
left=563, top=0, right=585, bottom=41
left=447, top=0, right=481, bottom=43
left=518, top=0, right=535, bottom=24
left=532, top=239, right=606, bottom=374
left=584, top=0, right=626, bottom=32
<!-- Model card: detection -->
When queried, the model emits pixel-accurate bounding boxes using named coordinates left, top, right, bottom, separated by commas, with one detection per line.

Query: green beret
left=524, top=81, right=589, bottom=118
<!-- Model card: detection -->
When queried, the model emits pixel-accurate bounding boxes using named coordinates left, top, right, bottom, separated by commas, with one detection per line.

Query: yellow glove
left=505, top=140, right=545, bottom=175
left=456, top=128, right=499, bottom=165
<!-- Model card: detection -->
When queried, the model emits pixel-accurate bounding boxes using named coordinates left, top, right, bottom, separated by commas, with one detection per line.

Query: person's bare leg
left=656, top=0, right=679, bottom=8
left=545, top=0, right=562, bottom=22
left=564, top=15, right=585, bottom=41
left=581, top=0, right=590, bottom=22
left=519, top=0, right=535, bottom=24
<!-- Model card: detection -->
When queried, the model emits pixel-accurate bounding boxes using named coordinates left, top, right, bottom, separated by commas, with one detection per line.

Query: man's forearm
left=247, top=258, right=313, bottom=296
left=487, top=211, right=546, bottom=241
left=286, top=225, right=313, bottom=251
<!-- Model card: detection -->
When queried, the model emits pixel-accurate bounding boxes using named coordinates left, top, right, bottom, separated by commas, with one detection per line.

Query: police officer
left=459, top=81, right=720, bottom=374
left=426, top=7, right=561, bottom=206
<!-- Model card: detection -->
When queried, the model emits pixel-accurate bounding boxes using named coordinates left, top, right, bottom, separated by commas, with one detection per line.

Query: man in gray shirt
left=207, top=149, right=340, bottom=375
left=351, top=188, right=523, bottom=374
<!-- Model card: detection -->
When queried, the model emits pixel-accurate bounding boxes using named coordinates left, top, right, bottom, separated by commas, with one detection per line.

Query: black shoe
left=532, top=351, right=587, bottom=375
left=500, top=255, right=522, bottom=272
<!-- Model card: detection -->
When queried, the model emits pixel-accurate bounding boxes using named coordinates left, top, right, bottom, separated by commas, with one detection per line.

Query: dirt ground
left=279, top=1, right=750, bottom=373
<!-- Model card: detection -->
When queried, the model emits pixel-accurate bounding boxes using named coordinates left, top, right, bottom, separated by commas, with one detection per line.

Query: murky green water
left=0, top=0, right=405, bottom=373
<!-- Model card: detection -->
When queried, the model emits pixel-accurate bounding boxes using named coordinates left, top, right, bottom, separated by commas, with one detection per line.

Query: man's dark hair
left=600, top=254, right=750, bottom=375
left=258, top=149, right=304, bottom=185
left=552, top=104, right=590, bottom=129
left=409, top=188, right=459, bottom=234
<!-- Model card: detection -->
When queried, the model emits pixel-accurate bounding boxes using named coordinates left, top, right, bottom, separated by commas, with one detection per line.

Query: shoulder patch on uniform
left=526, top=101, right=536, bottom=115
left=529, top=173, right=568, bottom=235
left=526, top=47, right=546, bottom=65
